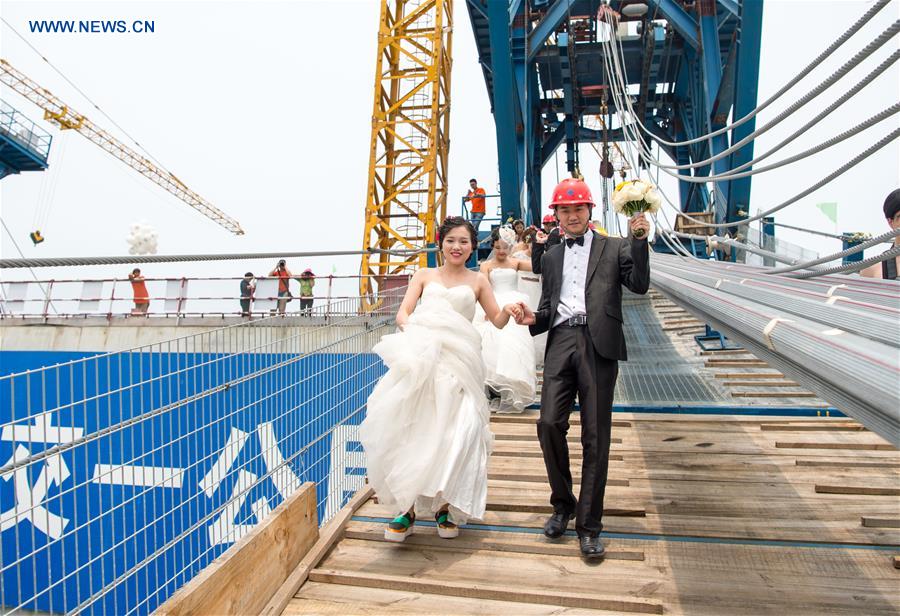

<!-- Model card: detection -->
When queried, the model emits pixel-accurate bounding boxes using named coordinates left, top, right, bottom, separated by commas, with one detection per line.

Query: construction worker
left=464, top=178, right=487, bottom=234
left=541, top=214, right=557, bottom=235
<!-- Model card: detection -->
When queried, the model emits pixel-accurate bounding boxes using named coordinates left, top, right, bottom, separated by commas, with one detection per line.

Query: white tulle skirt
left=474, top=289, right=537, bottom=413
left=360, top=297, right=493, bottom=524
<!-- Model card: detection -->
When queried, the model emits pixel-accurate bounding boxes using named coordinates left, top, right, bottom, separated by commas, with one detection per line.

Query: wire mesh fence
left=0, top=290, right=405, bottom=614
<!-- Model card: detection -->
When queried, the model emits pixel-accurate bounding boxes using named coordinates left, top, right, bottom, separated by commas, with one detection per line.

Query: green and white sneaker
left=385, top=511, right=415, bottom=542
left=435, top=510, right=459, bottom=539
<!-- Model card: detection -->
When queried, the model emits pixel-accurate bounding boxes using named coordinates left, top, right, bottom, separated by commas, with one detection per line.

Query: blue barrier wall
left=0, top=349, right=382, bottom=614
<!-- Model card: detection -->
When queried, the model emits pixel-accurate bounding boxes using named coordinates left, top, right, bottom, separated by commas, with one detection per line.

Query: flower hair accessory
left=497, top=225, right=517, bottom=248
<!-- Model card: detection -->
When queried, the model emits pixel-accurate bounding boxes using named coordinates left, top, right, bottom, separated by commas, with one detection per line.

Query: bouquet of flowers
left=611, top=180, right=662, bottom=238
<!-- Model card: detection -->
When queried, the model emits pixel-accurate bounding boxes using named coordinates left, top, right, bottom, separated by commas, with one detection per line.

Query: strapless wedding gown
left=360, top=282, right=493, bottom=524
left=474, top=268, right=537, bottom=413
left=511, top=250, right=547, bottom=359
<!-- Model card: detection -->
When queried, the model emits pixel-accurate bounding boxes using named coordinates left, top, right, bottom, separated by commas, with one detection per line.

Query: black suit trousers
left=537, top=324, right=618, bottom=538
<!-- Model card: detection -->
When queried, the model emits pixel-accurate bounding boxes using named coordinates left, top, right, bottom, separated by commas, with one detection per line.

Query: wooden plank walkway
left=281, top=412, right=900, bottom=615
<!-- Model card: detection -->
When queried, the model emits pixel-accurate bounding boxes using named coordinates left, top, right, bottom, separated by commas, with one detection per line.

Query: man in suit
left=517, top=177, right=650, bottom=558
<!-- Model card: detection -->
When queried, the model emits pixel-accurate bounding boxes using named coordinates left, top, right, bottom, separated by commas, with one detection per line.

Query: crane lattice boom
left=0, top=58, right=244, bottom=235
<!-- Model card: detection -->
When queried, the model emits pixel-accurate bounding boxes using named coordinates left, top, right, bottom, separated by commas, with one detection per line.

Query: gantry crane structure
left=359, top=0, right=452, bottom=310
left=465, top=0, right=763, bottom=226
left=0, top=58, right=245, bottom=235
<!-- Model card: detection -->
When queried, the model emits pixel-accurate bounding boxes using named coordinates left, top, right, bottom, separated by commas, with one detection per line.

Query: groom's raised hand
left=629, top=213, right=651, bottom=239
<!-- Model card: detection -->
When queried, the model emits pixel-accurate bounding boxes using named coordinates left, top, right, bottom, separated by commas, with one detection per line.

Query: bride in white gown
left=475, top=227, right=537, bottom=413
left=360, top=217, right=522, bottom=543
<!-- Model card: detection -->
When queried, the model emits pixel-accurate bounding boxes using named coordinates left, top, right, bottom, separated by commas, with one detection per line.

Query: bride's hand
left=503, top=303, right=523, bottom=321
left=517, top=302, right=535, bottom=325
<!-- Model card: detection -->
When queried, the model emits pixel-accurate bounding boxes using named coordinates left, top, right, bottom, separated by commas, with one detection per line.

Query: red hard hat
left=542, top=214, right=555, bottom=224
left=549, top=178, right=594, bottom=209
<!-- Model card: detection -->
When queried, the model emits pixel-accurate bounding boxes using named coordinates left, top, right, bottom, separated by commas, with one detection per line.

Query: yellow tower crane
left=359, top=0, right=452, bottom=311
left=0, top=58, right=244, bottom=235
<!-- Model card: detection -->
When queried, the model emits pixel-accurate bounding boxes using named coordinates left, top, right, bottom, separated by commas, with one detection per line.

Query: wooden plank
left=724, top=381, right=800, bottom=387
left=156, top=483, right=317, bottom=616
left=861, top=517, right=900, bottom=528
left=308, top=569, right=664, bottom=614
left=492, top=450, right=625, bottom=461
left=705, top=360, right=767, bottom=367
left=699, top=349, right=748, bottom=356
left=732, top=391, right=817, bottom=398
left=464, top=509, right=900, bottom=546
left=486, top=500, right=645, bottom=517
left=760, top=424, right=865, bottom=431
left=893, top=556, right=900, bottom=569
left=816, top=485, right=900, bottom=496
left=261, top=486, right=373, bottom=616
left=495, top=434, right=623, bottom=444
left=342, top=520, right=645, bottom=561
left=713, top=372, right=784, bottom=379
left=797, top=459, right=900, bottom=469
left=286, top=582, right=627, bottom=615
left=491, top=415, right=631, bottom=428
left=777, top=442, right=895, bottom=451
left=488, top=471, right=629, bottom=486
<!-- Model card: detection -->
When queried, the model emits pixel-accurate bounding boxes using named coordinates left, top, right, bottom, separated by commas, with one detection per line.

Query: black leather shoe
left=579, top=535, right=606, bottom=559
left=543, top=512, right=573, bottom=538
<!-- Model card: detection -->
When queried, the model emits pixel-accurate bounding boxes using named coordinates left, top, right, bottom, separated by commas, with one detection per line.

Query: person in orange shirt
left=269, top=259, right=293, bottom=314
left=465, top=178, right=487, bottom=234
left=128, top=268, right=149, bottom=315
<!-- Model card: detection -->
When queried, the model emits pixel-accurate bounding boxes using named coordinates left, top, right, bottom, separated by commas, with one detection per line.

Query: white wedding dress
left=511, top=250, right=547, bottom=359
left=360, top=282, right=493, bottom=525
left=474, top=268, right=537, bottom=413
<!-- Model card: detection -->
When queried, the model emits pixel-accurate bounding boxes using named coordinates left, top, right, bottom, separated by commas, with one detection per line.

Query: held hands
left=513, top=301, right=535, bottom=326
left=503, top=303, right=524, bottom=322
left=629, top=213, right=651, bottom=240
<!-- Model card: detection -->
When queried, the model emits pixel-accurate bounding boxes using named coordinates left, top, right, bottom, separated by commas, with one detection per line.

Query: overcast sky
left=1, top=0, right=898, bottom=302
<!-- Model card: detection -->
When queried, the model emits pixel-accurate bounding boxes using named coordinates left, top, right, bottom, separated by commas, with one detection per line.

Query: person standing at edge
left=516, top=177, right=650, bottom=559
left=465, top=178, right=487, bottom=234
left=861, top=189, right=900, bottom=279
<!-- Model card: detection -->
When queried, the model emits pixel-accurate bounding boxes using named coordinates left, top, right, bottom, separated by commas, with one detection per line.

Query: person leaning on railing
left=464, top=178, right=486, bottom=234
left=128, top=268, right=149, bottom=315
left=269, top=260, right=293, bottom=314
left=298, top=269, right=315, bottom=315
left=240, top=272, right=255, bottom=317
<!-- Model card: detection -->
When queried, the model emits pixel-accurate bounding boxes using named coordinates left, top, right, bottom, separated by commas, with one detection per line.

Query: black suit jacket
left=529, top=232, right=650, bottom=361
left=530, top=227, right=562, bottom=274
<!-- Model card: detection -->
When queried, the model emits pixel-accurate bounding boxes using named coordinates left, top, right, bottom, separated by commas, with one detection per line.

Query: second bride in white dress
left=474, top=227, right=537, bottom=413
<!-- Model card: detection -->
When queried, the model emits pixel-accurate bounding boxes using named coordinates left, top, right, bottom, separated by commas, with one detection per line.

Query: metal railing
left=0, top=101, right=53, bottom=161
left=0, top=274, right=406, bottom=320
left=0, top=290, right=405, bottom=614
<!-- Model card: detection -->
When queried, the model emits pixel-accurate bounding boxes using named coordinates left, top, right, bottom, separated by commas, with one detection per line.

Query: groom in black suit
left=518, top=177, right=650, bottom=558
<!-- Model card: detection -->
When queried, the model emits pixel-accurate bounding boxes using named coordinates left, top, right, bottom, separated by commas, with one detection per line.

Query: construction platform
left=282, top=409, right=899, bottom=615
left=272, top=290, right=897, bottom=615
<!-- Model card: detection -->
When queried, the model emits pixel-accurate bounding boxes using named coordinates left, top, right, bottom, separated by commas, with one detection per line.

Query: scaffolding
left=359, top=0, right=452, bottom=311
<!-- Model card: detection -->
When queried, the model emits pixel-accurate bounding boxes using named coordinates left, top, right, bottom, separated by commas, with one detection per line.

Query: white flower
left=644, top=188, right=662, bottom=213
left=621, top=182, right=644, bottom=204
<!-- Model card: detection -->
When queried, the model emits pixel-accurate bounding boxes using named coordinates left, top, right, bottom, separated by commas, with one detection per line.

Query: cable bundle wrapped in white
left=612, top=180, right=661, bottom=238
left=126, top=221, right=158, bottom=255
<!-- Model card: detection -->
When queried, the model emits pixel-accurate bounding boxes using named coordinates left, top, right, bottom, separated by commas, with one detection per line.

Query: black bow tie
left=565, top=235, right=585, bottom=248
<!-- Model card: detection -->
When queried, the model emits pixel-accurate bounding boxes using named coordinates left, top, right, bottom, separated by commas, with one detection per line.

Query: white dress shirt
left=553, top=230, right=593, bottom=328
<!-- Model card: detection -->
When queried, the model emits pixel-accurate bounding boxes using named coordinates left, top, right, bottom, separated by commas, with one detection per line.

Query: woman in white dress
left=510, top=228, right=546, bottom=358
left=360, top=217, right=523, bottom=543
left=475, top=227, right=537, bottom=413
